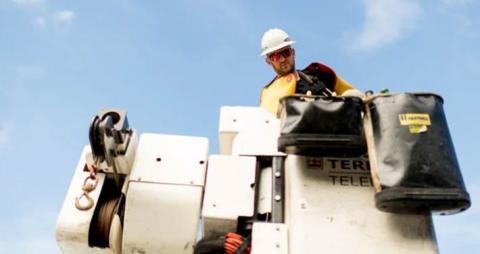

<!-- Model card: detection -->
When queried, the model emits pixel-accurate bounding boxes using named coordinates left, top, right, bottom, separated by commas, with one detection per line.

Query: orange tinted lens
left=268, top=52, right=280, bottom=61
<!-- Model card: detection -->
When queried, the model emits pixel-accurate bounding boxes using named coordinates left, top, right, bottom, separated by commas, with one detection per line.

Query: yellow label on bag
left=399, top=113, right=431, bottom=133
left=399, top=114, right=431, bottom=126
left=408, top=125, right=428, bottom=133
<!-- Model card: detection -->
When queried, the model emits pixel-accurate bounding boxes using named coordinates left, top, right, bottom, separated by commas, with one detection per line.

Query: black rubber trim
left=278, top=133, right=366, bottom=157
left=375, top=187, right=471, bottom=215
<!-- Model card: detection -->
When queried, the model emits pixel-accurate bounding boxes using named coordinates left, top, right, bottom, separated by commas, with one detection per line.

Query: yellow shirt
left=260, top=72, right=297, bottom=116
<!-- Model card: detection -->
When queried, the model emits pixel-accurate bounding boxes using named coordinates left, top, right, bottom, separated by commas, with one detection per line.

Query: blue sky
left=1, top=0, right=479, bottom=253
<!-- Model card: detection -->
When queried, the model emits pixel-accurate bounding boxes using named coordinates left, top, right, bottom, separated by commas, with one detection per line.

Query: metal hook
left=75, top=192, right=95, bottom=211
left=82, top=176, right=98, bottom=192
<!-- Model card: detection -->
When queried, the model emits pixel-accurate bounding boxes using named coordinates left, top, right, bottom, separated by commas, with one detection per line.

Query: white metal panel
left=123, top=181, right=203, bottom=254
left=202, top=155, right=256, bottom=238
left=129, top=133, right=209, bottom=186
left=285, top=155, right=438, bottom=254
left=218, top=106, right=283, bottom=156
left=56, top=146, right=114, bottom=254
left=251, top=223, right=288, bottom=254
left=231, top=129, right=284, bottom=156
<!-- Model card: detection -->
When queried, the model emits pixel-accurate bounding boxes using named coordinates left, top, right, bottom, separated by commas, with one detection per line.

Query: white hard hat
left=261, top=28, right=296, bottom=56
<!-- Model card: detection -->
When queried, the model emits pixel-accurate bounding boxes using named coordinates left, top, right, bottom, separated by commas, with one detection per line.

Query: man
left=260, top=28, right=361, bottom=116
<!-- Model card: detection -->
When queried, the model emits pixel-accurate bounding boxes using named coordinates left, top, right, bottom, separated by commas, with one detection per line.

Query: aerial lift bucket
left=364, top=93, right=470, bottom=214
left=277, top=94, right=366, bottom=157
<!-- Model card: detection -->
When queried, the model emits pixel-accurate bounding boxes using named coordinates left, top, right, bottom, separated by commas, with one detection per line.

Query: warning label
left=399, top=113, right=431, bottom=126
left=399, top=113, right=431, bottom=134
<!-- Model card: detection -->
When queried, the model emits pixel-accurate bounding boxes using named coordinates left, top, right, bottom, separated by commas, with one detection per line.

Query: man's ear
left=292, top=48, right=296, bottom=57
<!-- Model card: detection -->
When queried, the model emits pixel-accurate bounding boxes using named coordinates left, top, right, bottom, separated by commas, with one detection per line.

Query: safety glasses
left=268, top=48, right=293, bottom=62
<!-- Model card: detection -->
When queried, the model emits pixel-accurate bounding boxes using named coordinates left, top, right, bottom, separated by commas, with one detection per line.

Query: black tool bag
left=365, top=93, right=470, bottom=214
left=277, top=95, right=366, bottom=157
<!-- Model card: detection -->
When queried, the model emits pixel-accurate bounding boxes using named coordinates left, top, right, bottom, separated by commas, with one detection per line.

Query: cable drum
left=90, top=198, right=119, bottom=247
left=89, top=177, right=124, bottom=248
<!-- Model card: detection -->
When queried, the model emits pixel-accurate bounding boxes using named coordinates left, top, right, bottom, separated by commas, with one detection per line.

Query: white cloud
left=35, top=16, right=47, bottom=30
left=11, top=0, right=44, bottom=6
left=53, top=10, right=76, bottom=25
left=350, top=0, right=422, bottom=52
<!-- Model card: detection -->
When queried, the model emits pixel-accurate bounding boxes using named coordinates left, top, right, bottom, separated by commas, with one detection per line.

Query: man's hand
left=341, top=89, right=365, bottom=98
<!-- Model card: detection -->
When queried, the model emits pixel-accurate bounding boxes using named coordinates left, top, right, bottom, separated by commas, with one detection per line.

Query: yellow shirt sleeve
left=334, top=75, right=355, bottom=95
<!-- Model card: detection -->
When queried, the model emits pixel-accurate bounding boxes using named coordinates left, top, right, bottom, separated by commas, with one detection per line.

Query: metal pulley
left=88, top=109, right=133, bottom=187
left=89, top=109, right=132, bottom=165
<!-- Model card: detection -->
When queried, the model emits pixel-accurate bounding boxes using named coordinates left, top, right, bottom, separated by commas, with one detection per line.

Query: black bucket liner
left=277, top=95, right=366, bottom=157
left=365, top=93, right=470, bottom=214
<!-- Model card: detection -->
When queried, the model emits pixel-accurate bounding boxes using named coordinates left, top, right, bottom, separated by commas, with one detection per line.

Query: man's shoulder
left=302, top=62, right=336, bottom=77
left=301, top=62, right=337, bottom=88
left=263, top=72, right=296, bottom=89
left=263, top=76, right=277, bottom=89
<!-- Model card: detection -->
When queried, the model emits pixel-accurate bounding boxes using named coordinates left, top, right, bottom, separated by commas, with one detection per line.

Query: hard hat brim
left=261, top=40, right=296, bottom=56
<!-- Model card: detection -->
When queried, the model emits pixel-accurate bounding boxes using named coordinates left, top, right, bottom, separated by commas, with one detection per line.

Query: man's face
left=266, top=47, right=296, bottom=77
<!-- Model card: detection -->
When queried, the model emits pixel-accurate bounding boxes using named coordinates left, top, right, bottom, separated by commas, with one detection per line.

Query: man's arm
left=335, top=75, right=355, bottom=95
